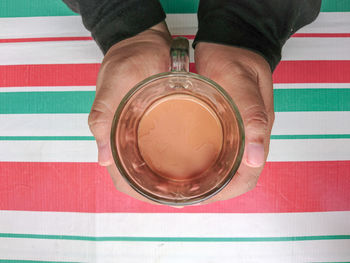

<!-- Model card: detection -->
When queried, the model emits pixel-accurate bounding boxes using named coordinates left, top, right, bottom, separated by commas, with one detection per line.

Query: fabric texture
left=63, top=0, right=166, bottom=53
left=0, top=0, right=350, bottom=261
left=63, top=0, right=321, bottom=70
left=194, top=0, right=322, bottom=70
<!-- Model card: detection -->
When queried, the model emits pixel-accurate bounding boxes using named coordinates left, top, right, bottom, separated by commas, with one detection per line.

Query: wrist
left=147, top=21, right=171, bottom=38
left=195, top=42, right=271, bottom=80
left=106, top=22, right=171, bottom=58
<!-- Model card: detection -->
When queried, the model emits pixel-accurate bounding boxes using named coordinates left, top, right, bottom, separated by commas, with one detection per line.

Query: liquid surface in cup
left=137, top=94, right=223, bottom=180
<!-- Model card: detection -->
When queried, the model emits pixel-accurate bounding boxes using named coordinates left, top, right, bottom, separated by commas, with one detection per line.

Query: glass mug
left=110, top=37, right=244, bottom=206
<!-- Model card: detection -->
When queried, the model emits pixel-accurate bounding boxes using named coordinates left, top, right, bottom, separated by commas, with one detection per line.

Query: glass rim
left=110, top=71, right=245, bottom=206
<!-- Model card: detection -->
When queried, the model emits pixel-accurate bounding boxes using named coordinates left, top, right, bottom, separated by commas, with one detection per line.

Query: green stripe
left=0, top=260, right=80, bottom=263
left=0, top=0, right=77, bottom=18
left=0, top=0, right=348, bottom=17
left=0, top=136, right=94, bottom=141
left=0, top=91, right=94, bottom=114
left=273, top=89, right=350, bottom=112
left=1, top=233, right=350, bottom=242
left=270, top=134, right=350, bottom=140
left=320, top=0, right=350, bottom=12
left=1, top=89, right=349, bottom=114
left=1, top=135, right=350, bottom=141
left=160, top=0, right=199, bottom=13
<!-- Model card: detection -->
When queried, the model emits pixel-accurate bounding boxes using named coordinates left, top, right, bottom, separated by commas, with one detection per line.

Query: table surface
left=0, top=0, right=350, bottom=262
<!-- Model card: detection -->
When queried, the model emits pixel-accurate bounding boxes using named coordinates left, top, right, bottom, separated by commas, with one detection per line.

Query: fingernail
left=246, top=143, right=265, bottom=167
left=170, top=206, right=184, bottom=209
left=98, top=143, right=113, bottom=166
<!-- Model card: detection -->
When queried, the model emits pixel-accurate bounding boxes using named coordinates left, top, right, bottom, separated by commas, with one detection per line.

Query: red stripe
left=0, top=37, right=93, bottom=43
left=273, top=61, right=350, bottom=83
left=0, top=36, right=194, bottom=43
left=1, top=33, right=349, bottom=43
left=173, top=34, right=350, bottom=39
left=0, top=64, right=101, bottom=87
left=172, top=35, right=195, bottom=39
left=1, top=61, right=349, bottom=87
left=292, top=33, right=350, bottom=38
left=0, top=161, right=349, bottom=213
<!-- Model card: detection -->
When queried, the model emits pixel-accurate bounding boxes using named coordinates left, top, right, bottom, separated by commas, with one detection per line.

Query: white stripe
left=0, top=211, right=349, bottom=262
left=0, top=16, right=91, bottom=39
left=0, top=140, right=98, bottom=162
left=0, top=40, right=103, bottom=65
left=0, top=85, right=96, bottom=92
left=1, top=211, right=349, bottom=237
left=166, top=13, right=197, bottom=35
left=274, top=83, right=350, bottom=89
left=267, top=139, right=350, bottom=162
left=1, top=83, right=348, bottom=92
left=1, top=239, right=349, bottom=262
left=282, top=37, right=350, bottom=60
left=0, top=39, right=195, bottom=65
left=272, top=111, right=350, bottom=135
left=0, top=238, right=94, bottom=262
left=1, top=112, right=350, bottom=137
left=1, top=13, right=349, bottom=40
left=0, top=114, right=91, bottom=136
left=0, top=139, right=349, bottom=162
left=1, top=37, right=349, bottom=65
left=298, top=12, right=350, bottom=34
left=98, top=240, right=350, bottom=263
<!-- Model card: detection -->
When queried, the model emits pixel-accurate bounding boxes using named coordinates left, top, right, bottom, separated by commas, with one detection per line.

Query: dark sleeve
left=62, top=0, right=166, bottom=54
left=193, top=0, right=322, bottom=71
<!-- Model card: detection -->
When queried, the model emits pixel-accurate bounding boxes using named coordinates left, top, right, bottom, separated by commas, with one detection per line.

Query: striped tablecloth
left=0, top=0, right=350, bottom=262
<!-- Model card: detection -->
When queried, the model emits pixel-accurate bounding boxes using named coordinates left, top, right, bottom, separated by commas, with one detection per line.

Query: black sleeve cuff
left=193, top=14, right=281, bottom=71
left=193, top=0, right=321, bottom=72
left=93, top=0, right=165, bottom=53
left=63, top=0, right=166, bottom=54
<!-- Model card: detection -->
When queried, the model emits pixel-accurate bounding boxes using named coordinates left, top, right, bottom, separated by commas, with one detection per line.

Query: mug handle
left=170, top=37, right=190, bottom=72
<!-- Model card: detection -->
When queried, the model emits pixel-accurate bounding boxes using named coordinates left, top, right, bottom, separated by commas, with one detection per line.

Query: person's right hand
left=194, top=42, right=275, bottom=205
left=88, top=22, right=171, bottom=202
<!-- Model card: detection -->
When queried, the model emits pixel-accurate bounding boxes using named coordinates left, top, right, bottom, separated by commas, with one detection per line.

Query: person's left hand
left=194, top=42, right=275, bottom=204
left=88, top=22, right=172, bottom=204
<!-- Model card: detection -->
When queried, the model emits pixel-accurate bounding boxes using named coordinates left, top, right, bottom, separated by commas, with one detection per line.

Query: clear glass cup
left=110, top=37, right=244, bottom=206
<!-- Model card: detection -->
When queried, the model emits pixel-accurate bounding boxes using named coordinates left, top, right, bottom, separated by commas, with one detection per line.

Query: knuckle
left=244, top=105, right=269, bottom=134
left=110, top=176, right=122, bottom=192
left=88, top=101, right=114, bottom=124
left=269, top=110, right=275, bottom=124
left=88, top=109, right=105, bottom=128
left=88, top=106, right=112, bottom=136
left=88, top=109, right=102, bottom=125
left=100, top=54, right=135, bottom=82
left=246, top=178, right=258, bottom=192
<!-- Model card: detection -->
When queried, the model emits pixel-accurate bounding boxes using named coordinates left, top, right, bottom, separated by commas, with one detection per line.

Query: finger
left=90, top=51, right=171, bottom=166
left=242, top=97, right=269, bottom=168
left=254, top=59, right=275, bottom=136
left=89, top=68, right=136, bottom=166
left=108, top=165, right=185, bottom=208
left=199, top=162, right=263, bottom=205
left=194, top=70, right=268, bottom=205
left=89, top=61, right=146, bottom=166
left=88, top=98, right=115, bottom=166
left=208, top=71, right=269, bottom=168
left=107, top=164, right=161, bottom=205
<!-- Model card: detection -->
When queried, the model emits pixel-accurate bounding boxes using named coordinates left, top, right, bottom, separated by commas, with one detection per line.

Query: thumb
left=242, top=104, right=268, bottom=168
left=88, top=99, right=115, bottom=166
left=213, top=74, right=269, bottom=168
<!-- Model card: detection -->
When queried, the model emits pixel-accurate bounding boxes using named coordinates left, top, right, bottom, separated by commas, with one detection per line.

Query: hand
left=194, top=43, right=275, bottom=204
left=88, top=22, right=171, bottom=203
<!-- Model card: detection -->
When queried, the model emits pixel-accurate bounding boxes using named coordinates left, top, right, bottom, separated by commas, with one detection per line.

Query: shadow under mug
left=110, top=37, right=245, bottom=206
